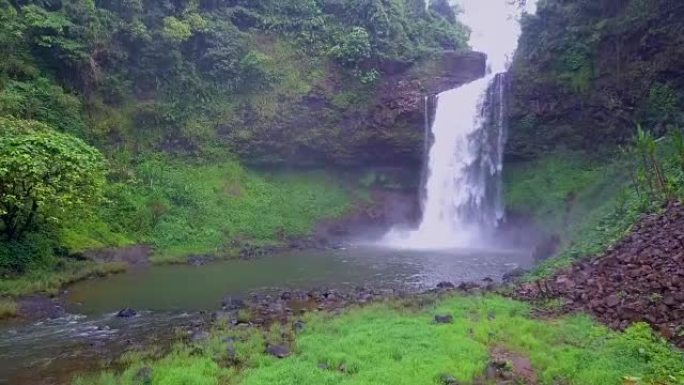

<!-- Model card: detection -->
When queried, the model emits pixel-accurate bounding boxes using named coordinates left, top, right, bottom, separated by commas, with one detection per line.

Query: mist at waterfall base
left=381, top=0, right=537, bottom=250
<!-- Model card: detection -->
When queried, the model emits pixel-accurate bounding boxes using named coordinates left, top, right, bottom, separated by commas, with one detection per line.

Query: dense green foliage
left=507, top=0, right=684, bottom=159
left=75, top=295, right=684, bottom=385
left=0, top=118, right=106, bottom=241
left=0, top=0, right=468, bottom=156
left=0, top=117, right=105, bottom=272
left=506, top=126, right=684, bottom=277
left=98, top=157, right=353, bottom=262
left=505, top=150, right=641, bottom=276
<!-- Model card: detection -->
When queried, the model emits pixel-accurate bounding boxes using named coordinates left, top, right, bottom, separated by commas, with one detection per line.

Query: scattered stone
left=502, top=267, right=527, bottom=284
left=484, top=360, right=509, bottom=381
left=133, top=367, right=153, bottom=385
left=266, top=344, right=291, bottom=359
left=516, top=200, right=684, bottom=348
left=439, top=373, right=460, bottom=384
left=434, top=314, right=454, bottom=324
left=294, top=320, right=306, bottom=334
left=222, top=297, right=246, bottom=311
left=190, top=330, right=210, bottom=342
left=457, top=282, right=480, bottom=291
left=117, top=308, right=137, bottom=318
left=488, top=347, right=537, bottom=384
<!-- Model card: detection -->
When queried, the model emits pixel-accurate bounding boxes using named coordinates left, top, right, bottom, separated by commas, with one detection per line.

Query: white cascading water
left=384, top=0, right=537, bottom=249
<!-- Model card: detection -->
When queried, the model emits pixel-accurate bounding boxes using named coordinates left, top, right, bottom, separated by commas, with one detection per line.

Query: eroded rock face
left=517, top=201, right=684, bottom=347
left=225, top=51, right=487, bottom=168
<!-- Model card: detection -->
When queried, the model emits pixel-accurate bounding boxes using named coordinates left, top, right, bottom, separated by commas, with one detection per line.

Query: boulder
left=116, top=308, right=137, bottom=318
left=266, top=344, right=291, bottom=359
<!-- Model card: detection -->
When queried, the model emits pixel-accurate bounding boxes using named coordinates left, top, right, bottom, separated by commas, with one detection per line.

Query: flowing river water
left=0, top=246, right=533, bottom=384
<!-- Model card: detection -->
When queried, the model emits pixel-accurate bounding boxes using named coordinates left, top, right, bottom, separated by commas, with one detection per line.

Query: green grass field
left=74, top=294, right=684, bottom=385
left=97, top=158, right=354, bottom=263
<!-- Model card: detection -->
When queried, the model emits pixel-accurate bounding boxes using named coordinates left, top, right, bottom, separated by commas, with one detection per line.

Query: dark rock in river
left=457, top=282, right=480, bottom=292
left=117, top=308, right=137, bottom=318
left=188, top=255, right=214, bottom=266
left=436, top=281, right=455, bottom=289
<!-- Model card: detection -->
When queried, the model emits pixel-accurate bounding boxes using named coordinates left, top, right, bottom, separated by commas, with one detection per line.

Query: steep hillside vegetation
left=0, top=0, right=475, bottom=166
left=505, top=0, right=684, bottom=276
left=507, top=0, right=684, bottom=159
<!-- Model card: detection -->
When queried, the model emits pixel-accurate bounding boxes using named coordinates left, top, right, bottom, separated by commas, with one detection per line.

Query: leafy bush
left=0, top=118, right=106, bottom=243
left=0, top=231, right=56, bottom=273
left=644, top=82, right=680, bottom=127
left=329, top=27, right=372, bottom=68
left=0, top=78, right=85, bottom=135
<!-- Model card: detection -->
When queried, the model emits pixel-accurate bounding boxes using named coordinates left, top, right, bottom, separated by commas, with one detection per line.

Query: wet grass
left=102, top=158, right=354, bottom=264
left=0, top=261, right=127, bottom=297
left=74, top=295, right=684, bottom=385
left=0, top=297, right=17, bottom=319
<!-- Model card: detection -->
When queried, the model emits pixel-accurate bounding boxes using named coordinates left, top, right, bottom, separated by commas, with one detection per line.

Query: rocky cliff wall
left=225, top=51, right=486, bottom=168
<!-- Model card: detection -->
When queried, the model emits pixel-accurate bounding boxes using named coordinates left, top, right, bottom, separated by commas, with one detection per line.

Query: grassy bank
left=74, top=294, right=684, bottom=385
left=0, top=297, right=17, bottom=319
left=0, top=157, right=358, bottom=296
left=99, top=157, right=355, bottom=264
left=504, top=151, right=646, bottom=278
left=0, top=261, right=127, bottom=297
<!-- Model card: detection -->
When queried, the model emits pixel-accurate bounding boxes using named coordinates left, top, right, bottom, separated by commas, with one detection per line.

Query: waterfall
left=383, top=0, right=536, bottom=249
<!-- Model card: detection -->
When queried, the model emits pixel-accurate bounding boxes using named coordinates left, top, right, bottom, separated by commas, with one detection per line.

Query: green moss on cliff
left=84, top=157, right=354, bottom=262
left=508, top=0, right=684, bottom=159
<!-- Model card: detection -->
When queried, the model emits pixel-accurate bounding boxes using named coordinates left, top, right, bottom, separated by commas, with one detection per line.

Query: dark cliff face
left=507, top=0, right=684, bottom=160
left=225, top=51, right=487, bottom=168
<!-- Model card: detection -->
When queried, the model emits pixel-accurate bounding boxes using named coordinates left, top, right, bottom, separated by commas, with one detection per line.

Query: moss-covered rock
left=225, top=51, right=486, bottom=168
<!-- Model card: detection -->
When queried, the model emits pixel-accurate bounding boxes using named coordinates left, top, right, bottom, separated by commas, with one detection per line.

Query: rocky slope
left=517, top=201, right=684, bottom=348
